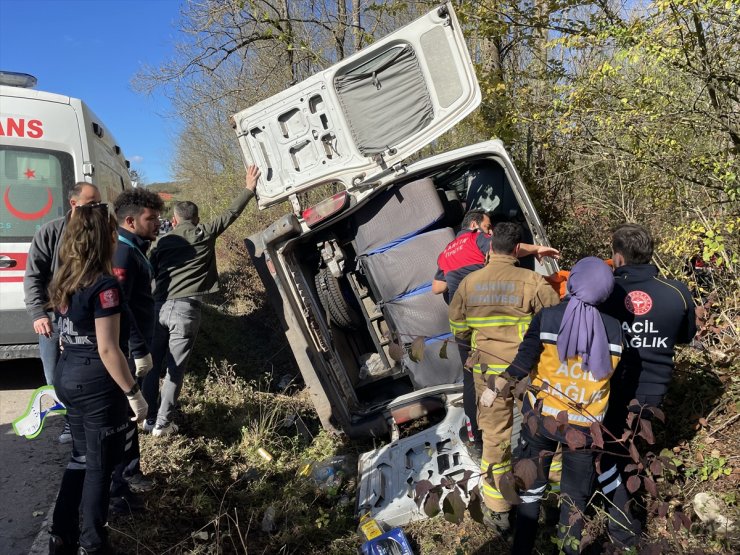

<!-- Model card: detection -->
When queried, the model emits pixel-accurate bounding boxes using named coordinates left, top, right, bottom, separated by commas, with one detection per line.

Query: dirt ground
left=0, top=358, right=66, bottom=555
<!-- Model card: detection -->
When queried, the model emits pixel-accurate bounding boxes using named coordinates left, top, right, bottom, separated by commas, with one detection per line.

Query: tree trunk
left=479, top=36, right=502, bottom=81
left=351, top=0, right=362, bottom=52
left=692, top=12, right=740, bottom=150
left=335, top=0, right=347, bottom=61
left=530, top=0, right=549, bottom=178
left=280, top=0, right=296, bottom=84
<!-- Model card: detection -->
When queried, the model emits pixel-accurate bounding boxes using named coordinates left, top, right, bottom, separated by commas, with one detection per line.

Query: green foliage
left=130, top=1, right=740, bottom=552
left=684, top=453, right=733, bottom=482
left=551, top=523, right=581, bottom=554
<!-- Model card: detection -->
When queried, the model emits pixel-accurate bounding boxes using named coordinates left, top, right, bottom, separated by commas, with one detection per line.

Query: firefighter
left=434, top=210, right=559, bottom=459
left=449, top=222, right=560, bottom=533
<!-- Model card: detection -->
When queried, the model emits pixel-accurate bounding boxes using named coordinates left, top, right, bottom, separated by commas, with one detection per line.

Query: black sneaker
left=49, top=534, right=77, bottom=555
left=109, top=491, right=145, bottom=515
left=126, top=472, right=154, bottom=493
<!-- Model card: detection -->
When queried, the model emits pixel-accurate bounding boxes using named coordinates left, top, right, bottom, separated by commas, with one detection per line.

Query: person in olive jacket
left=142, top=166, right=260, bottom=437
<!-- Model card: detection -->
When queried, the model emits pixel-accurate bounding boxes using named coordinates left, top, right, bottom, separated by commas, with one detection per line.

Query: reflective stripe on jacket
left=515, top=302, right=624, bottom=426
left=449, top=254, right=560, bottom=374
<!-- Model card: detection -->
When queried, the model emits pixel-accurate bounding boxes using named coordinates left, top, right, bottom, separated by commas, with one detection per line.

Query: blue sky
left=0, top=0, right=182, bottom=184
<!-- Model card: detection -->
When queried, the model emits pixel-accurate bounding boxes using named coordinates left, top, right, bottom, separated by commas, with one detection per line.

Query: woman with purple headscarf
left=491, top=257, right=624, bottom=554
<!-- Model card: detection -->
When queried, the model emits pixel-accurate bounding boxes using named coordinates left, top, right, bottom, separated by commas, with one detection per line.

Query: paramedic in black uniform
left=47, top=203, right=148, bottom=555
left=598, top=223, right=696, bottom=547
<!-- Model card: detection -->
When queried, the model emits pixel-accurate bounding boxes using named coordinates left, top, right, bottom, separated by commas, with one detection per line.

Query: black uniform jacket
left=113, top=227, right=155, bottom=359
left=601, top=264, right=696, bottom=417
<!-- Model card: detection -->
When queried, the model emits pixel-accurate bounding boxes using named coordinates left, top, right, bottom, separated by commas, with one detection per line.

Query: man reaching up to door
left=143, top=166, right=261, bottom=436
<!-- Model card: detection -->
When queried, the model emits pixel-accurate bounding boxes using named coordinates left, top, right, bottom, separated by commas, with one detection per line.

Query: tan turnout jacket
left=449, top=254, right=560, bottom=374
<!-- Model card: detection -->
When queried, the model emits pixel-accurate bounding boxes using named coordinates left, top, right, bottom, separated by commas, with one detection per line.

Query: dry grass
left=104, top=244, right=739, bottom=554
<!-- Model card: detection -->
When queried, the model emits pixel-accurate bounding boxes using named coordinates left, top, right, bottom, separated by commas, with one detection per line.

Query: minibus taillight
left=302, top=192, right=349, bottom=228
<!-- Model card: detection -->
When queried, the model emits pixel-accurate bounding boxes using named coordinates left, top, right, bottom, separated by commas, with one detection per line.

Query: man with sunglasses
left=24, top=182, right=102, bottom=444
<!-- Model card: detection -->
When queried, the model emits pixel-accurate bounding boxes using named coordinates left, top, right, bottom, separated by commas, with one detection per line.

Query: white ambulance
left=0, top=71, right=132, bottom=359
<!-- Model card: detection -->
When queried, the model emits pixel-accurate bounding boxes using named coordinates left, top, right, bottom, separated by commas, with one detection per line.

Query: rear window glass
left=0, top=146, right=74, bottom=241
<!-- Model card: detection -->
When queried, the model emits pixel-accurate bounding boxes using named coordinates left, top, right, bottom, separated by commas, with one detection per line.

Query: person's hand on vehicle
left=134, top=353, right=153, bottom=378
left=535, top=245, right=560, bottom=261
left=245, top=165, right=261, bottom=192
left=33, top=316, right=52, bottom=337
left=126, top=388, right=148, bottom=422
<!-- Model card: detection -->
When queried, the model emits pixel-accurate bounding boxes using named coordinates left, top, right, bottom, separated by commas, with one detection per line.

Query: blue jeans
left=52, top=351, right=128, bottom=550
left=143, top=298, right=202, bottom=426
left=39, top=318, right=60, bottom=385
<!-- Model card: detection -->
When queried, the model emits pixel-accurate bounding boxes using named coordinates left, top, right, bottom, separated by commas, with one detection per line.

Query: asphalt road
left=0, top=358, right=66, bottom=555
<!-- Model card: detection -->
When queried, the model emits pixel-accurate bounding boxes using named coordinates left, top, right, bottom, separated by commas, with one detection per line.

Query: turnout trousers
left=475, top=371, right=514, bottom=513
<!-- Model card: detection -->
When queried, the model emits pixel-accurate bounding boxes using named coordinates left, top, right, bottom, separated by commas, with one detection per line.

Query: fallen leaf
left=410, top=336, right=425, bottom=362
left=497, top=472, right=522, bottom=505
left=543, top=416, right=559, bottom=436
left=565, top=428, right=587, bottom=450
left=442, top=489, right=466, bottom=524
left=626, top=475, right=641, bottom=493
left=556, top=410, right=569, bottom=428
left=467, top=486, right=484, bottom=524
left=650, top=459, right=664, bottom=477
left=638, top=419, right=655, bottom=444
left=415, top=479, right=435, bottom=507
left=590, top=422, right=604, bottom=449
left=423, top=490, right=441, bottom=518
left=513, top=458, right=538, bottom=490
left=438, top=340, right=448, bottom=360
left=388, top=342, right=404, bottom=362
left=649, top=406, right=665, bottom=422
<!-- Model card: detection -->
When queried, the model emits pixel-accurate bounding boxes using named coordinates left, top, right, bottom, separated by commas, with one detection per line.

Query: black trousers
left=52, top=352, right=127, bottom=550
left=110, top=357, right=142, bottom=497
left=459, top=342, right=481, bottom=443
left=599, top=400, right=642, bottom=547
left=462, top=368, right=481, bottom=441
left=513, top=421, right=596, bottom=555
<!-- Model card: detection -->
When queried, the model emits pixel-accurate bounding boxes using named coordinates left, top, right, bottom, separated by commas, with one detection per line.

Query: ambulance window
left=96, top=162, right=121, bottom=202
left=0, top=146, right=74, bottom=240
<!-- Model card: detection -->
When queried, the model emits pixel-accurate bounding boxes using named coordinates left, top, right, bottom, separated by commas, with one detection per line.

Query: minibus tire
left=314, top=268, right=362, bottom=330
